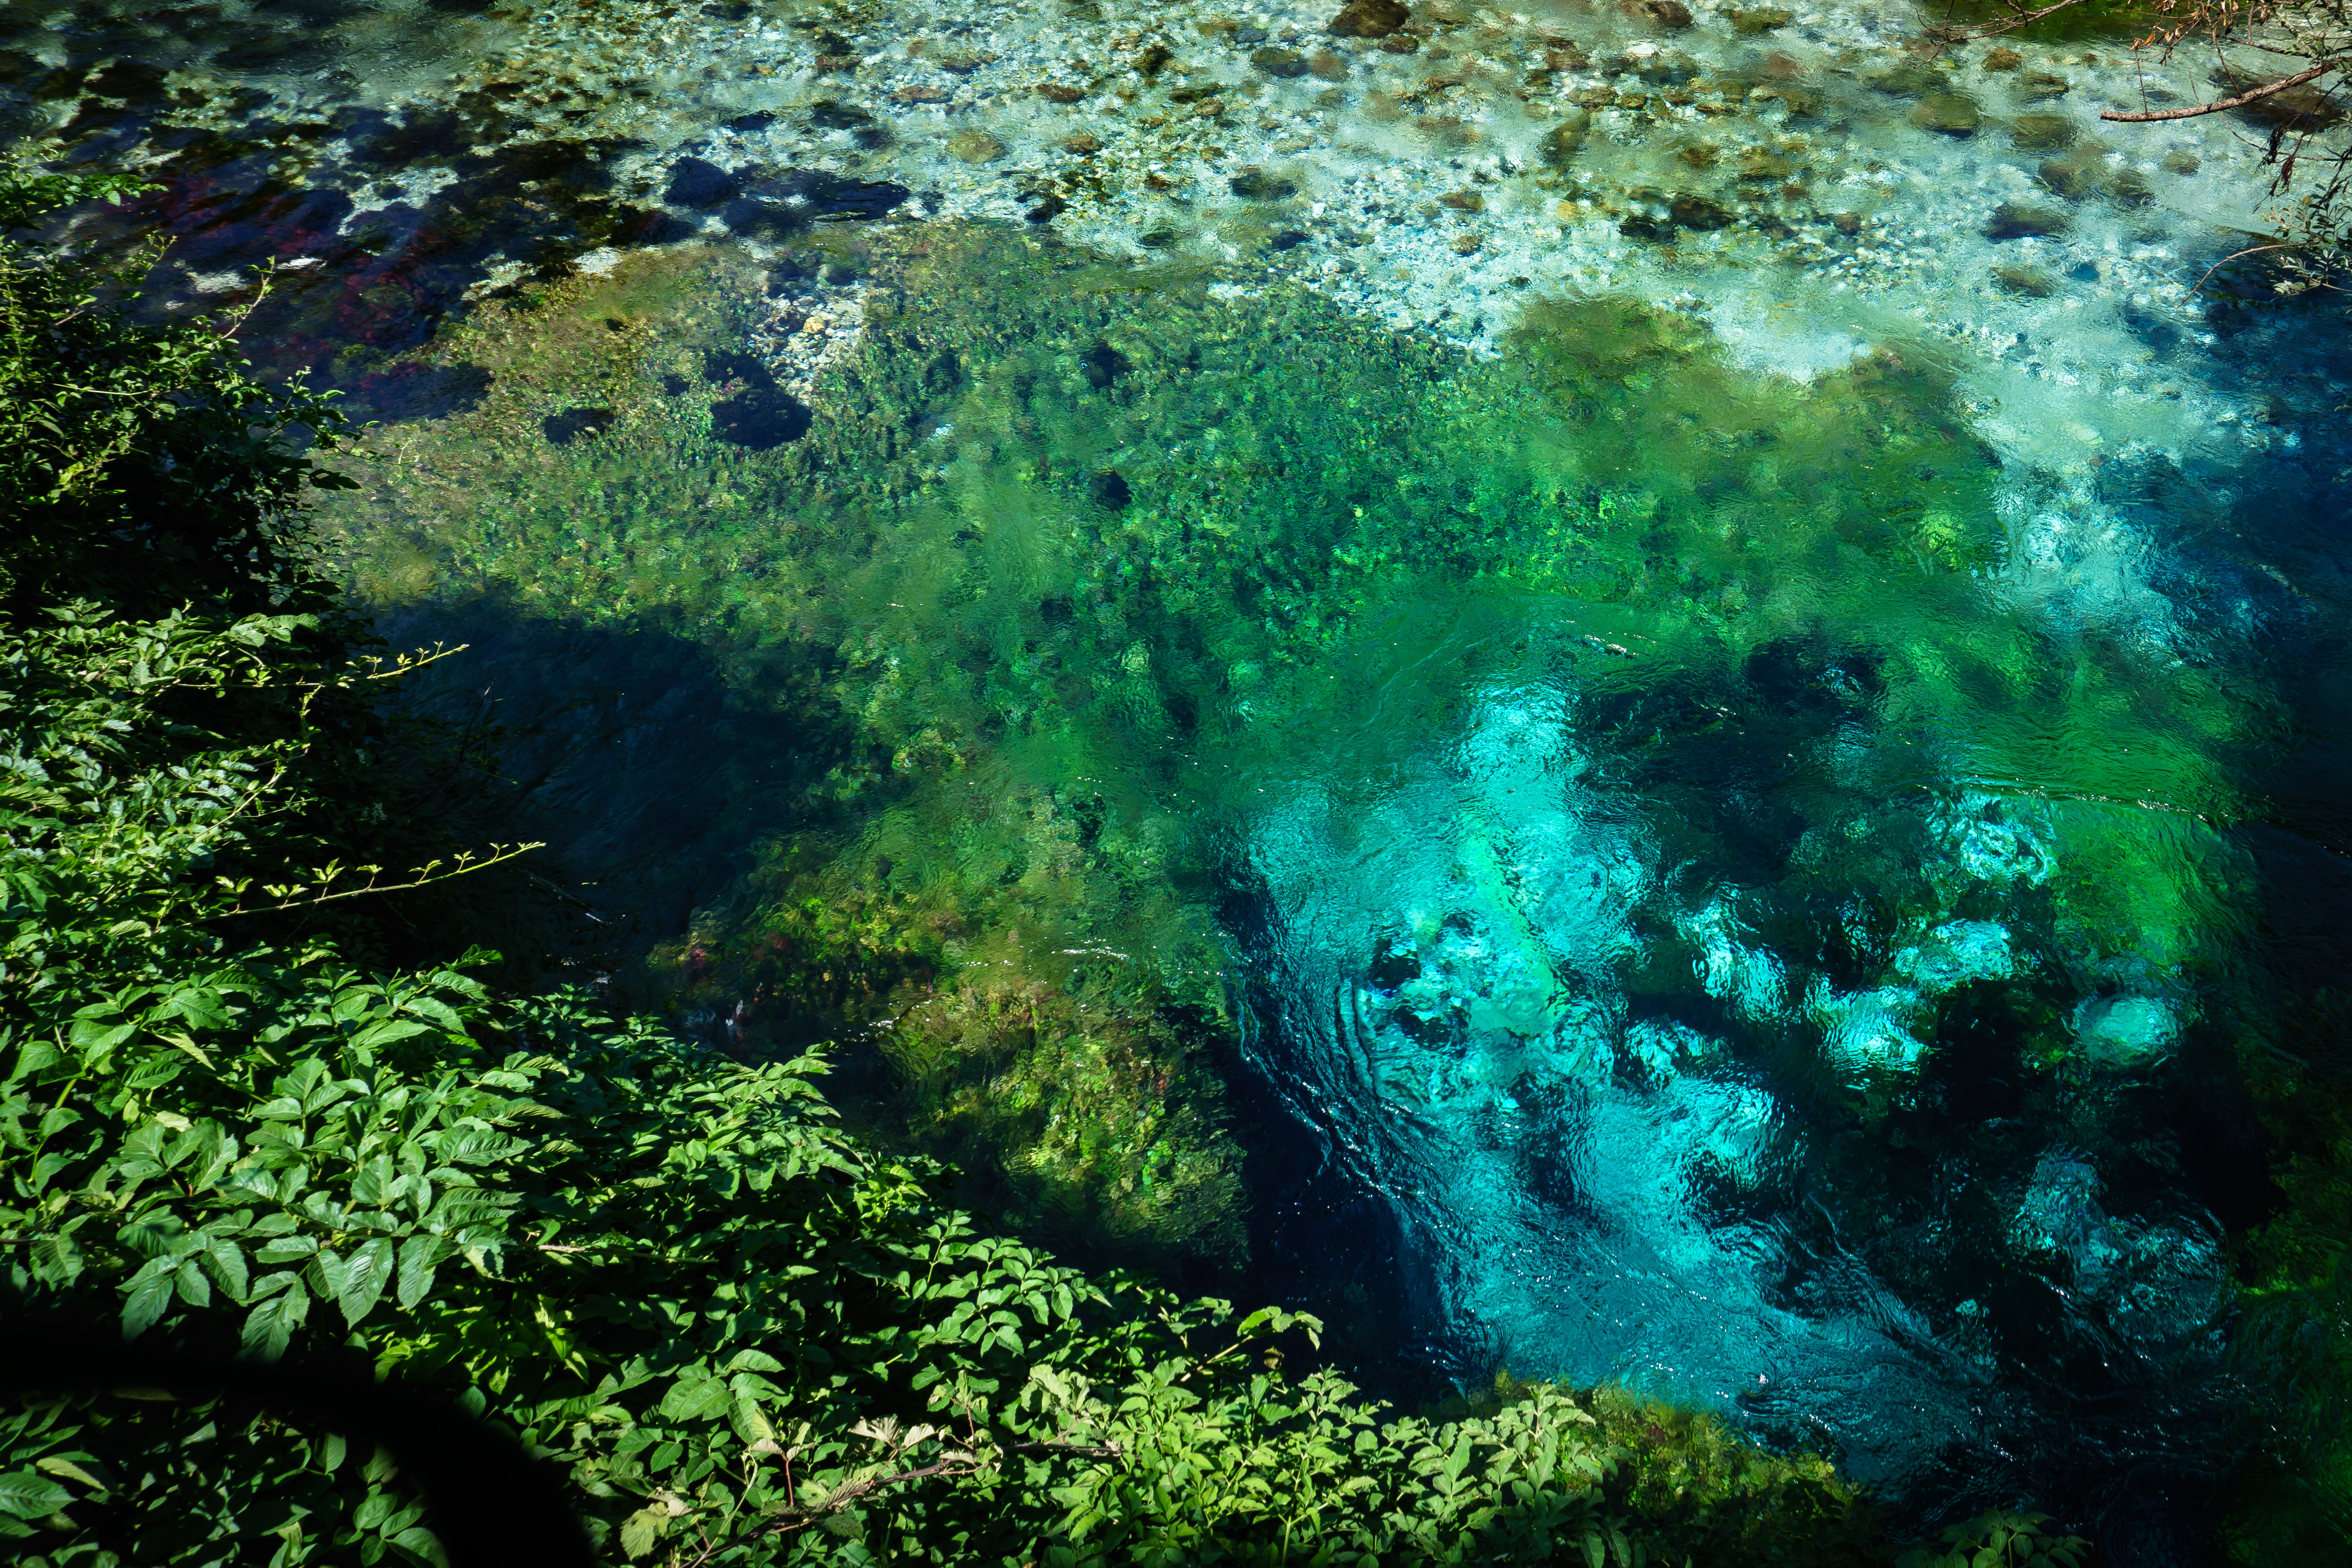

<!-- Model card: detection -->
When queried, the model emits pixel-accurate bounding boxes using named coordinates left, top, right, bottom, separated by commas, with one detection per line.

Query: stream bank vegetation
left=0, top=159, right=2104, bottom=1566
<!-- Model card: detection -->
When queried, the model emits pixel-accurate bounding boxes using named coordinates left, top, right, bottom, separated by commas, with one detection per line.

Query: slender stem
left=2103, top=61, right=2334, bottom=121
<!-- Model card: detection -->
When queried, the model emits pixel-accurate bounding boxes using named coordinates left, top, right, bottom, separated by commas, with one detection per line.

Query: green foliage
left=0, top=158, right=1906, bottom=1566
left=1894, top=1511, right=2087, bottom=1568
left=0, top=157, right=360, bottom=623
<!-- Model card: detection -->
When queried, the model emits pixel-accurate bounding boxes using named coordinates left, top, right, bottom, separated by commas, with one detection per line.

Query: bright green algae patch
left=326, top=224, right=2264, bottom=1292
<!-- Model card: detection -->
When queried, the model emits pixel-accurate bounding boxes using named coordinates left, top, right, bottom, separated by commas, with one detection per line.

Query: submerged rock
left=1229, top=168, right=1299, bottom=200
left=1089, top=469, right=1132, bottom=509
left=1252, top=47, right=1309, bottom=78
left=1540, top=110, right=1592, bottom=166
left=2008, top=113, right=2078, bottom=150
left=2036, top=156, right=2099, bottom=200
left=1738, top=145, right=1804, bottom=180
left=1328, top=0, right=1409, bottom=38
left=1623, top=0, right=1695, bottom=29
left=1982, top=46, right=2023, bottom=71
left=542, top=406, right=616, bottom=445
left=947, top=129, right=1005, bottom=163
left=1992, top=263, right=2055, bottom=296
left=1985, top=202, right=2069, bottom=239
left=1910, top=92, right=1983, bottom=136
left=1670, top=193, right=1735, bottom=230
left=665, top=156, right=739, bottom=208
left=1867, top=62, right=1948, bottom=97
left=1730, top=7, right=1794, bottom=33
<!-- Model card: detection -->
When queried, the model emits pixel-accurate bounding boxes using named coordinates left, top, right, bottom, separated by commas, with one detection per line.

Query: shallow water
left=14, top=0, right=2352, bottom=1554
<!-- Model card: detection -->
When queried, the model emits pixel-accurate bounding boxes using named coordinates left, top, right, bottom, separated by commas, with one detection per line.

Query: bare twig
left=771, top=1437, right=1123, bottom=1535
left=1924, top=0, right=2087, bottom=44
left=2103, top=60, right=2335, bottom=119
left=2191, top=240, right=2300, bottom=292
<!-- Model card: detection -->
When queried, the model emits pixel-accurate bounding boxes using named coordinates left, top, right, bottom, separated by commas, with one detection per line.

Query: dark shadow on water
left=372, top=594, right=856, bottom=992
left=541, top=405, right=617, bottom=445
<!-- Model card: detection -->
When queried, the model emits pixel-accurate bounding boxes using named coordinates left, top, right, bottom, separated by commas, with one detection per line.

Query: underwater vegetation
left=314, top=203, right=2341, bottom=1550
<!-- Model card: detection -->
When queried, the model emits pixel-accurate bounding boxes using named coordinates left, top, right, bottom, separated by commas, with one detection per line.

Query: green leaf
left=388, top=1524, right=448, bottom=1567
left=155, top=986, right=232, bottom=1031
left=658, top=1378, right=729, bottom=1423
left=67, top=1017, right=135, bottom=1059
left=27, top=1231, right=82, bottom=1286
left=7, top=1040, right=60, bottom=1082
left=0, top=1471, right=71, bottom=1519
left=619, top=1506, right=668, bottom=1559
left=307, top=1246, right=349, bottom=1303
left=339, top=1237, right=395, bottom=1326
left=730, top=1394, right=776, bottom=1445
left=396, top=1233, right=447, bottom=1310
left=200, top=1235, right=251, bottom=1301
left=33, top=1456, right=109, bottom=1495
left=242, top=1278, right=311, bottom=1360
left=116, top=1214, right=186, bottom=1259
left=429, top=1126, right=525, bottom=1165
left=352, top=1018, right=431, bottom=1050
left=121, top=1264, right=175, bottom=1338
left=172, top=1256, right=211, bottom=1307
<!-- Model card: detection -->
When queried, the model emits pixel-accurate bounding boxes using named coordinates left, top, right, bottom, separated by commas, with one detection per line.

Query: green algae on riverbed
left=325, top=222, right=2265, bottom=1289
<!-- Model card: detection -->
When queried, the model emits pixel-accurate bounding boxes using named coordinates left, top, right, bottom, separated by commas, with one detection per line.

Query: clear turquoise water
left=13, top=0, right=2352, bottom=1552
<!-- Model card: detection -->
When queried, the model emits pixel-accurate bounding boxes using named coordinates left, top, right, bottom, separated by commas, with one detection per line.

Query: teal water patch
left=1221, top=598, right=2241, bottom=1501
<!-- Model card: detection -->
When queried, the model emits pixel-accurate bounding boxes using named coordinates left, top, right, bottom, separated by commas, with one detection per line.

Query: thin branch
left=771, top=1438, right=1123, bottom=1534
left=207, top=841, right=545, bottom=920
left=2103, top=60, right=2333, bottom=120
left=358, top=642, right=469, bottom=680
left=1008, top=1439, right=1124, bottom=1460
left=1924, top=0, right=2087, bottom=44
left=2189, top=239, right=2299, bottom=293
